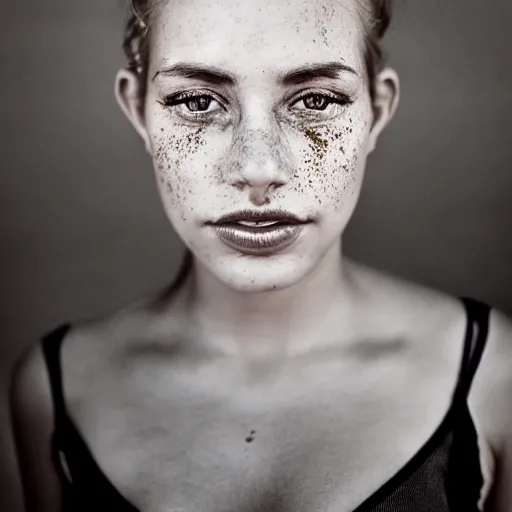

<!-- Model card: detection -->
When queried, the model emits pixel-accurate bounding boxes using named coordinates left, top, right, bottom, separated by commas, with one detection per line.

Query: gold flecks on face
left=292, top=117, right=368, bottom=214
left=304, top=128, right=329, bottom=149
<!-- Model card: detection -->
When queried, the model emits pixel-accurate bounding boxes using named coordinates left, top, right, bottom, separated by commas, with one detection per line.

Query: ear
left=367, top=67, right=400, bottom=154
left=114, top=68, right=151, bottom=153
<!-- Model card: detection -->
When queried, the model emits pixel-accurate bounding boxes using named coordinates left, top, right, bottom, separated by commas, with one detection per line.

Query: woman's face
left=121, top=0, right=396, bottom=293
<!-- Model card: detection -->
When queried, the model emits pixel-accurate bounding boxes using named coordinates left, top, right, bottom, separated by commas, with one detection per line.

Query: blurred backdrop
left=1, top=0, right=511, bottom=509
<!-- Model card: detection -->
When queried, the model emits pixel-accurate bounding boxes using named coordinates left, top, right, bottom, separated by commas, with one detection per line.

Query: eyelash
left=158, top=89, right=353, bottom=121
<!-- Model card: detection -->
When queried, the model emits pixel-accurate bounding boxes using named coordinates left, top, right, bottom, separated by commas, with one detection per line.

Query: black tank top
left=41, top=297, right=490, bottom=512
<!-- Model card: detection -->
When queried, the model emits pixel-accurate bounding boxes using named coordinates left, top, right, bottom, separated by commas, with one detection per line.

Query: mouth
left=206, top=209, right=311, bottom=254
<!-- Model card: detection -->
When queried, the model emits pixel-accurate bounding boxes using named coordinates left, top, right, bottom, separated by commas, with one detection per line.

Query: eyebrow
left=152, top=61, right=359, bottom=86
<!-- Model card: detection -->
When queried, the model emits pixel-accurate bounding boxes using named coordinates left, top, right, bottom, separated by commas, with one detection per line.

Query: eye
left=291, top=92, right=352, bottom=112
left=159, top=91, right=226, bottom=119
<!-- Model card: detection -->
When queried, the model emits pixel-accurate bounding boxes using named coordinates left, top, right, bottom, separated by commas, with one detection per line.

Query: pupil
left=188, top=96, right=211, bottom=112
left=305, top=94, right=328, bottom=111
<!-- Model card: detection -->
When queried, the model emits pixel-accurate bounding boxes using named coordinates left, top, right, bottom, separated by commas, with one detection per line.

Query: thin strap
left=454, top=297, right=491, bottom=402
left=41, top=324, right=72, bottom=425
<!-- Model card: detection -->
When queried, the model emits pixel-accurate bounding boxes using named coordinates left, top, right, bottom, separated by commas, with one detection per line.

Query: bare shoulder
left=462, top=307, right=512, bottom=511
left=10, top=339, right=54, bottom=423
left=469, top=307, right=512, bottom=449
left=10, top=339, right=63, bottom=511
left=10, top=286, right=188, bottom=414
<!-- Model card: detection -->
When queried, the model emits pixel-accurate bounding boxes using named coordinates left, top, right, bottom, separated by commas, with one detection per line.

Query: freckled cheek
left=150, top=128, right=224, bottom=216
left=291, top=119, right=370, bottom=210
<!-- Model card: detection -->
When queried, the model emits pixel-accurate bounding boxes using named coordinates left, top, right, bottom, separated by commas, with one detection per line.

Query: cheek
left=293, top=109, right=371, bottom=213
left=151, top=125, right=208, bottom=217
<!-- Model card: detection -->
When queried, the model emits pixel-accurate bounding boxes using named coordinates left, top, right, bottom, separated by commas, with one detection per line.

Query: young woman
left=10, top=0, right=512, bottom=510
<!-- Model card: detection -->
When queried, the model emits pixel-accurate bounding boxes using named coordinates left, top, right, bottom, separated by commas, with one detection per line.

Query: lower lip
left=210, top=222, right=308, bottom=254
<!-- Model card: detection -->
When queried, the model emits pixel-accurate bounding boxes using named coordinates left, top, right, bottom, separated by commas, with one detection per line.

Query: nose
left=225, top=122, right=295, bottom=204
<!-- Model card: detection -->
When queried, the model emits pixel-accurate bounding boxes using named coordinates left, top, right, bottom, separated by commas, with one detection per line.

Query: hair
left=358, top=0, right=393, bottom=99
left=122, top=0, right=393, bottom=292
left=122, top=0, right=154, bottom=100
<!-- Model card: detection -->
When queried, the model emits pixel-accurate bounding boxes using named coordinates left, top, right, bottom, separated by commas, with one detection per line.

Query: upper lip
left=209, top=209, right=310, bottom=225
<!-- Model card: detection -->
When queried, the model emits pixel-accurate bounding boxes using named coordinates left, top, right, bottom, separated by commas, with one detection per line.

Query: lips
left=206, top=210, right=311, bottom=254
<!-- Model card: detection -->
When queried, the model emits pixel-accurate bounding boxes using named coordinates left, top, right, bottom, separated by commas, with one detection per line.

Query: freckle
left=245, top=436, right=254, bottom=443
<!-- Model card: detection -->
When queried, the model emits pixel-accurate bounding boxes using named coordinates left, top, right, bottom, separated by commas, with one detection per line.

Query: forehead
left=149, top=0, right=366, bottom=77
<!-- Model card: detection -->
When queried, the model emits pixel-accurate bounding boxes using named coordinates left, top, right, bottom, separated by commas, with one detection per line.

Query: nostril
left=232, top=180, right=247, bottom=191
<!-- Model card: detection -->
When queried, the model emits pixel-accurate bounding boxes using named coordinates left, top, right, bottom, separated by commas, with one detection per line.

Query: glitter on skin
left=304, top=128, right=329, bottom=149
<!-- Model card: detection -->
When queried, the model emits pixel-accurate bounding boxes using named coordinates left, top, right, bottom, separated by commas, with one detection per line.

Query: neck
left=178, top=242, right=359, bottom=358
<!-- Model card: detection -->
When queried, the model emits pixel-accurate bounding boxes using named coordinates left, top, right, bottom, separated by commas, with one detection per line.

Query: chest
left=68, top=352, right=457, bottom=512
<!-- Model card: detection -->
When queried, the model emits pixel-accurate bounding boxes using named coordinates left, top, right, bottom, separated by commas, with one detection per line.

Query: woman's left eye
left=292, top=93, right=350, bottom=112
left=184, top=95, right=214, bottom=112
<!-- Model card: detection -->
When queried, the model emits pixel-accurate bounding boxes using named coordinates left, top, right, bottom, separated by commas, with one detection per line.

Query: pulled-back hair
left=359, top=0, right=393, bottom=99
left=122, top=0, right=153, bottom=98
left=123, top=0, right=393, bottom=101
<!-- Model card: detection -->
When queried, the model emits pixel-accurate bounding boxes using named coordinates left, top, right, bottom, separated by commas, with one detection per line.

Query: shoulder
left=469, top=307, right=512, bottom=451
left=38, top=296, right=189, bottom=399
left=10, top=339, right=53, bottom=421
left=9, top=338, right=64, bottom=511
left=9, top=297, right=154, bottom=410
left=10, top=324, right=75, bottom=434
left=464, top=306, right=512, bottom=511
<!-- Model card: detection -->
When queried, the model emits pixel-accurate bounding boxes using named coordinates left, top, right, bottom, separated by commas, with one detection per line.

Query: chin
left=209, top=253, right=315, bottom=294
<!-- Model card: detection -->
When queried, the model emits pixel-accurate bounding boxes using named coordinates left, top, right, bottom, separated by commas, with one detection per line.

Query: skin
left=9, top=0, right=512, bottom=510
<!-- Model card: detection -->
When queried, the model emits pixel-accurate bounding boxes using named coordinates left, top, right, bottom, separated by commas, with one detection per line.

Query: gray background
left=1, top=0, right=511, bottom=510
